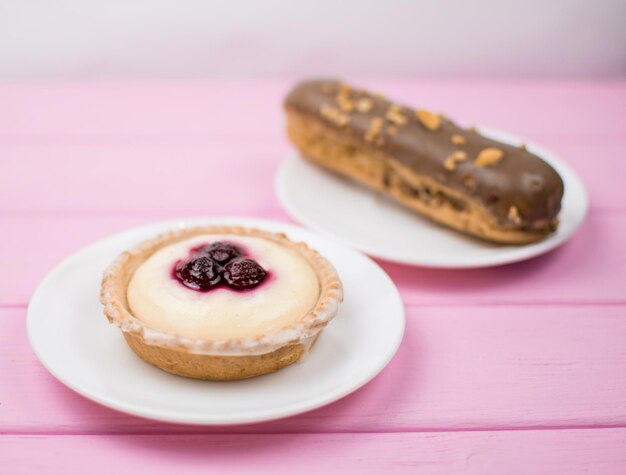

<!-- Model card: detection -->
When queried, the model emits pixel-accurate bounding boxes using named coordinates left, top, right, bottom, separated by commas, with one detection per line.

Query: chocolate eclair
left=284, top=79, right=564, bottom=244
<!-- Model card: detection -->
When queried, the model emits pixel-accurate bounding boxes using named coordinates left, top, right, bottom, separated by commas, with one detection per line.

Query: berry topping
left=197, top=242, right=243, bottom=265
left=175, top=256, right=222, bottom=290
left=223, top=257, right=267, bottom=290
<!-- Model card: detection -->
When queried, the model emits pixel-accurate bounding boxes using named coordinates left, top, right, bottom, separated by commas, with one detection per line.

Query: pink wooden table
left=1, top=78, right=625, bottom=474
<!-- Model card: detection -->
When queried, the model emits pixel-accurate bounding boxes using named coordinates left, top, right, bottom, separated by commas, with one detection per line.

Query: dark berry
left=197, top=242, right=243, bottom=265
left=223, top=258, right=267, bottom=290
left=175, top=256, right=221, bottom=290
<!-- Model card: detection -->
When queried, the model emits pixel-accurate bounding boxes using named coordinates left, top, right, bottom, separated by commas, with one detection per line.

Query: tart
left=100, top=225, right=343, bottom=381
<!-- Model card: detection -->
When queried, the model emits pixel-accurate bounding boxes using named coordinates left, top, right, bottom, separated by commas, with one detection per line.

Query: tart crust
left=100, top=225, right=343, bottom=381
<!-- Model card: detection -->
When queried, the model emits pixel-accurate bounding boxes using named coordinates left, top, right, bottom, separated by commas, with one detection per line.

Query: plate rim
left=275, top=125, right=589, bottom=269
left=27, top=216, right=406, bottom=425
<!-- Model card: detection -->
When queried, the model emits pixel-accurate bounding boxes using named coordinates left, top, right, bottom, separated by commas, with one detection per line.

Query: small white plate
left=276, top=127, right=588, bottom=268
left=27, top=218, right=404, bottom=425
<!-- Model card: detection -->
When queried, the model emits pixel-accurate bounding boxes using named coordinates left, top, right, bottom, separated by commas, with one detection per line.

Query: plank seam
left=0, top=131, right=623, bottom=146
left=2, top=423, right=626, bottom=437
left=0, top=208, right=288, bottom=219
left=0, top=208, right=625, bottom=217
left=4, top=301, right=626, bottom=310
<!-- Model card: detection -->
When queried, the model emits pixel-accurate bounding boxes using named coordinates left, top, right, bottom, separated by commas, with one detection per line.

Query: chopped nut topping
left=355, top=97, right=373, bottom=113
left=451, top=134, right=467, bottom=145
left=372, top=92, right=386, bottom=100
left=443, top=151, right=468, bottom=171
left=415, top=109, right=441, bottom=131
left=320, top=104, right=334, bottom=117
left=365, top=117, right=385, bottom=142
left=519, top=143, right=527, bottom=151
left=335, top=83, right=355, bottom=112
left=474, top=147, right=504, bottom=167
left=468, top=125, right=477, bottom=132
left=322, top=83, right=334, bottom=94
left=508, top=206, right=522, bottom=224
left=336, top=93, right=354, bottom=112
left=320, top=104, right=349, bottom=127
left=374, top=136, right=385, bottom=147
left=463, top=175, right=477, bottom=191
left=443, top=158, right=456, bottom=171
left=386, top=105, right=407, bottom=125
left=386, top=125, right=398, bottom=136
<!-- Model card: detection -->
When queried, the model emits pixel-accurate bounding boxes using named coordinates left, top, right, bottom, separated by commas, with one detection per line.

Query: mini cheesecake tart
left=100, top=225, right=343, bottom=381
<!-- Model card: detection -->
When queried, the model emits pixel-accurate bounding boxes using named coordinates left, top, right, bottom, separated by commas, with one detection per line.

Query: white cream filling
left=127, top=234, right=320, bottom=340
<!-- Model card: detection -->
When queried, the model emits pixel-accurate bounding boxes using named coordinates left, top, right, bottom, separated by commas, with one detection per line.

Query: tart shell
left=100, top=225, right=342, bottom=381
left=123, top=333, right=319, bottom=381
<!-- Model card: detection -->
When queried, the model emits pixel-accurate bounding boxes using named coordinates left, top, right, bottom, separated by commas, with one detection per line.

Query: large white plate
left=27, top=218, right=405, bottom=425
left=276, top=127, right=588, bottom=268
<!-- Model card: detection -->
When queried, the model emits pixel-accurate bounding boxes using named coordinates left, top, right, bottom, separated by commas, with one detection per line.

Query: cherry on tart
left=223, top=258, right=267, bottom=290
left=196, top=241, right=242, bottom=265
left=100, top=227, right=343, bottom=381
left=175, top=255, right=222, bottom=290
left=174, top=241, right=268, bottom=292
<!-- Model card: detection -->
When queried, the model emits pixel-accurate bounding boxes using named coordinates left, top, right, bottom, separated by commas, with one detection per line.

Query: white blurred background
left=0, top=0, right=624, bottom=81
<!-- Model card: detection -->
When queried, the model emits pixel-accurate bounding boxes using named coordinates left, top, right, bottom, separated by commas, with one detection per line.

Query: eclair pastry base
left=100, top=225, right=342, bottom=381
left=286, top=110, right=550, bottom=244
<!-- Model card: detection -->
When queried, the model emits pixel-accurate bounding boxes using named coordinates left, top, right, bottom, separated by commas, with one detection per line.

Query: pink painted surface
left=3, top=304, right=626, bottom=433
left=2, top=430, right=626, bottom=475
left=1, top=79, right=625, bottom=473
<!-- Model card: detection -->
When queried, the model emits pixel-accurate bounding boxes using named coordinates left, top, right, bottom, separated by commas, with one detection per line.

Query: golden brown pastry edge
left=124, top=332, right=320, bottom=381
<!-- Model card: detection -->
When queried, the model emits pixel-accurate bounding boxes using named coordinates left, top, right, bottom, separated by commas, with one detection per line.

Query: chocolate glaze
left=285, top=79, right=564, bottom=230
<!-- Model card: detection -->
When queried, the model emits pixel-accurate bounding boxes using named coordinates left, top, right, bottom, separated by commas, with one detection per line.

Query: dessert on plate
left=284, top=79, right=564, bottom=244
left=100, top=225, right=343, bottom=381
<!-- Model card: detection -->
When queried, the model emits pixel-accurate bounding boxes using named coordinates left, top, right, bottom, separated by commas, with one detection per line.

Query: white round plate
left=276, top=127, right=588, bottom=268
left=27, top=218, right=404, bottom=425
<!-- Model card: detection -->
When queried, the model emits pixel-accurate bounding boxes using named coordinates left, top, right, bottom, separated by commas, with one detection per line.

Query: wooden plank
left=376, top=214, right=626, bottom=306
left=0, top=80, right=624, bottom=140
left=2, top=429, right=626, bottom=475
left=3, top=305, right=625, bottom=434
left=1, top=140, right=623, bottom=213
left=0, top=143, right=287, bottom=214
left=0, top=213, right=624, bottom=305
